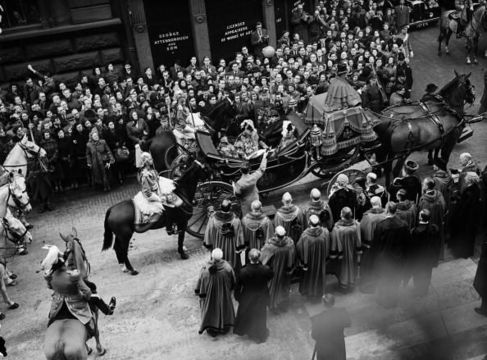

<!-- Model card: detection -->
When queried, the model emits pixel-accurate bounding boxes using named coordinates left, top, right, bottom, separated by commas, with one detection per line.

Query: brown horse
left=102, top=159, right=208, bottom=275
left=371, top=72, right=475, bottom=186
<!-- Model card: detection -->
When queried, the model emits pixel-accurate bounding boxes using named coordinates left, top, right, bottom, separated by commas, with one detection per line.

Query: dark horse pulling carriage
left=102, top=72, right=478, bottom=274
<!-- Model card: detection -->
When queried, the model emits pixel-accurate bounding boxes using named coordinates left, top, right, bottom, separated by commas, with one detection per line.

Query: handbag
left=115, top=146, right=130, bottom=162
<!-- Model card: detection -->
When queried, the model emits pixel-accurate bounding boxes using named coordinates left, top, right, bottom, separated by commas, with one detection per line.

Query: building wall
left=0, top=0, right=127, bottom=87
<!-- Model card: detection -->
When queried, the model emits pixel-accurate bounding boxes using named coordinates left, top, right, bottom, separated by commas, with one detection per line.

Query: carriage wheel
left=310, top=145, right=361, bottom=179
left=186, top=181, right=238, bottom=239
left=168, top=154, right=191, bottom=180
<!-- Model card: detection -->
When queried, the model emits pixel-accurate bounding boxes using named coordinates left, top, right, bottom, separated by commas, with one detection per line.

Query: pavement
left=3, top=25, right=487, bottom=359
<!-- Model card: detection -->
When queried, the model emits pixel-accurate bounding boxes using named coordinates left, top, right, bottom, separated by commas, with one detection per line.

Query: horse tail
left=102, top=207, right=113, bottom=251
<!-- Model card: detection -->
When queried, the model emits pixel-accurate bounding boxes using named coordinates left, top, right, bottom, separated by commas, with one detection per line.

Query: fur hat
left=404, top=160, right=419, bottom=174
left=275, top=226, right=286, bottom=237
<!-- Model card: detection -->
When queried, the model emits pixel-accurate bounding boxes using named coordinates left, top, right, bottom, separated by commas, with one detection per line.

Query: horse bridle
left=7, top=183, right=30, bottom=210
left=3, top=142, right=42, bottom=170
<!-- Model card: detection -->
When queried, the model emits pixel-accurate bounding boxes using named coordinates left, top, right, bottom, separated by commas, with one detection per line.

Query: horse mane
left=438, top=77, right=458, bottom=98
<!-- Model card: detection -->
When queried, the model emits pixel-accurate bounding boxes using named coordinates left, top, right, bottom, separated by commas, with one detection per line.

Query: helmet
left=140, top=152, right=153, bottom=166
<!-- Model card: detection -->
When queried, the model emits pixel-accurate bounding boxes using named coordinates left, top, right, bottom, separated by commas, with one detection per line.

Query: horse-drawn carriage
left=163, top=97, right=382, bottom=238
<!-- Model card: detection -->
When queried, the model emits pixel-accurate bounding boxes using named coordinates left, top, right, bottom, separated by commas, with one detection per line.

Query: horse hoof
left=130, top=270, right=139, bottom=276
left=466, top=58, right=471, bottom=64
left=97, top=347, right=107, bottom=356
left=474, top=59, right=479, bottom=64
left=179, top=251, right=189, bottom=260
left=438, top=51, right=442, bottom=57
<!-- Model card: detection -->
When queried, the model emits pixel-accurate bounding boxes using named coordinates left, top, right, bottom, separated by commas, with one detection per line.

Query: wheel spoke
left=189, top=211, right=206, bottom=228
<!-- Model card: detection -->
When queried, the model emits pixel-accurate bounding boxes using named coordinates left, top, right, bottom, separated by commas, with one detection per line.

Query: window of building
left=0, top=0, right=41, bottom=29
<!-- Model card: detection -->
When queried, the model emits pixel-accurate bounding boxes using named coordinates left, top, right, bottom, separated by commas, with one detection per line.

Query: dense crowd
left=196, top=153, right=485, bottom=355
left=0, top=0, right=421, bottom=210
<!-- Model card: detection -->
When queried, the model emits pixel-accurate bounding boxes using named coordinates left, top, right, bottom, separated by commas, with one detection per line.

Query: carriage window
left=0, top=0, right=41, bottom=29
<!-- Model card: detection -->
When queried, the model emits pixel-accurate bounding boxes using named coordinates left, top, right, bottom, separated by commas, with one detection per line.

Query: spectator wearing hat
left=195, top=248, right=236, bottom=337
left=310, top=294, right=351, bottom=360
left=361, top=75, right=386, bottom=112
left=275, top=192, right=306, bottom=243
left=296, top=214, right=331, bottom=299
left=261, top=226, right=295, bottom=313
left=395, top=52, right=413, bottom=98
left=432, top=158, right=453, bottom=207
left=395, top=188, right=417, bottom=230
left=233, top=150, right=268, bottom=216
left=234, top=248, right=274, bottom=343
left=86, top=128, right=114, bottom=192
left=401, top=160, right=422, bottom=203
left=250, top=22, right=270, bottom=58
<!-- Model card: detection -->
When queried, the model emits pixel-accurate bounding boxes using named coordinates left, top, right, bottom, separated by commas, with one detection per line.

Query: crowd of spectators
left=0, top=0, right=418, bottom=201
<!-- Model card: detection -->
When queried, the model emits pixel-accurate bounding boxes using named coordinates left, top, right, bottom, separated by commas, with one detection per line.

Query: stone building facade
left=0, top=0, right=316, bottom=87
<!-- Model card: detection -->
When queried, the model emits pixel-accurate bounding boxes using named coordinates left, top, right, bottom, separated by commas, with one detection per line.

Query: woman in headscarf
left=86, top=129, right=114, bottom=192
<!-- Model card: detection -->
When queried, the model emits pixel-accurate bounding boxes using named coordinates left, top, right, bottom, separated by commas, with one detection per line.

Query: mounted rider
left=452, top=0, right=474, bottom=37
left=134, top=152, right=182, bottom=234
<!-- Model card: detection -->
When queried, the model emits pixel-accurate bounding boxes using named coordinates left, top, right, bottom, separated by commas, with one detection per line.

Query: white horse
left=3, top=136, right=46, bottom=177
left=0, top=172, right=32, bottom=256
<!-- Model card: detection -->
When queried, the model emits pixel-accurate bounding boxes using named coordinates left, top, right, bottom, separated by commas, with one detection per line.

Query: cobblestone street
left=3, top=26, right=487, bottom=360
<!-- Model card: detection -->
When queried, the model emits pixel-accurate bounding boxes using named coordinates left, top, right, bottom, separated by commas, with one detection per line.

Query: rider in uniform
left=455, top=0, right=474, bottom=37
left=138, top=152, right=181, bottom=234
left=421, top=83, right=443, bottom=102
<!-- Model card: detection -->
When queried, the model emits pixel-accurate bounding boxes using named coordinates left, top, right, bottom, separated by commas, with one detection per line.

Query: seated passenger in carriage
left=236, top=120, right=268, bottom=159
left=279, top=121, right=298, bottom=149
left=172, top=117, right=197, bottom=153
left=217, top=136, right=239, bottom=159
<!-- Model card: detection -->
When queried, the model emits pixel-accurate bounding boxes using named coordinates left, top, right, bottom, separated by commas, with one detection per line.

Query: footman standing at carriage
left=296, top=215, right=331, bottom=299
left=274, top=192, right=306, bottom=243
left=261, top=226, right=295, bottom=313
left=195, top=248, right=236, bottom=337
left=204, top=199, right=245, bottom=269
left=233, top=150, right=268, bottom=216
left=234, top=248, right=273, bottom=343
left=241, top=200, right=274, bottom=258
left=305, top=188, right=334, bottom=232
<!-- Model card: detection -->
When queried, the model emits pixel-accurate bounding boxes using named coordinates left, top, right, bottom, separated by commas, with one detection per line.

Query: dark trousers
left=85, top=279, right=111, bottom=315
